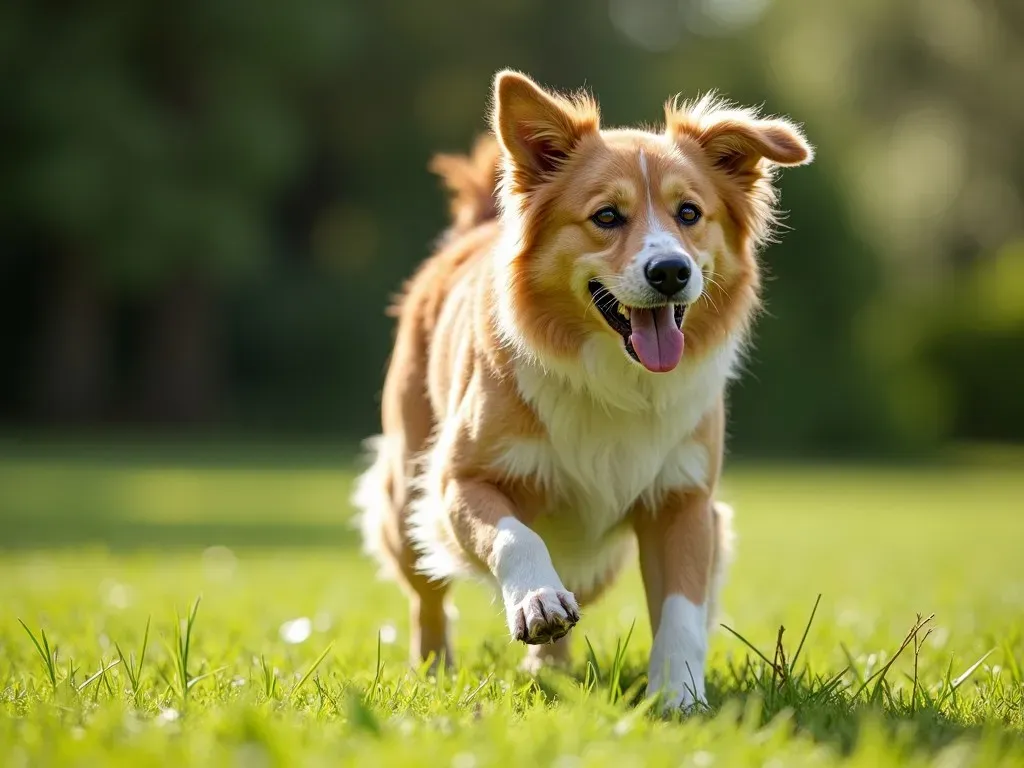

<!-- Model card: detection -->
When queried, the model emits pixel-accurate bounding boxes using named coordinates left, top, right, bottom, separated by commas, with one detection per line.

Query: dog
left=354, top=70, right=812, bottom=709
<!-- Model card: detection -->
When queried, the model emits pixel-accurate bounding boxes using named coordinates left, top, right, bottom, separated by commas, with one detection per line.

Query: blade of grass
left=789, top=594, right=822, bottom=671
left=853, top=613, right=933, bottom=702
left=77, top=659, right=121, bottom=693
left=313, top=675, right=341, bottom=716
left=292, top=644, right=333, bottom=700
left=17, top=620, right=58, bottom=690
left=839, top=642, right=868, bottom=691
left=608, top=620, right=636, bottom=704
left=459, top=673, right=494, bottom=708
left=170, top=597, right=202, bottom=701
left=937, top=649, right=995, bottom=708
left=366, top=631, right=384, bottom=704
left=910, top=618, right=932, bottom=715
left=772, top=625, right=788, bottom=688
left=583, top=635, right=603, bottom=684
left=720, top=623, right=779, bottom=673
left=115, top=616, right=151, bottom=704
left=806, top=667, right=850, bottom=704
left=1001, top=639, right=1021, bottom=684
left=186, top=666, right=226, bottom=691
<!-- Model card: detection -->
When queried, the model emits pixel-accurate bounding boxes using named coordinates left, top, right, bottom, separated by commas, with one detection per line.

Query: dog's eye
left=591, top=206, right=625, bottom=229
left=677, top=202, right=702, bottom=226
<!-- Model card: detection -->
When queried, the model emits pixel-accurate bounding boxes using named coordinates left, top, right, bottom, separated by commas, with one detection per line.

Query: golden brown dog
left=355, top=70, right=812, bottom=709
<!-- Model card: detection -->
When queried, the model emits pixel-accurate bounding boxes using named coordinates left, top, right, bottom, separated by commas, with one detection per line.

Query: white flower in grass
left=379, top=623, right=397, bottom=645
left=397, top=718, right=415, bottom=737
left=100, top=579, right=133, bottom=610
left=201, top=546, right=237, bottom=582
left=157, top=708, right=180, bottom=724
left=279, top=617, right=312, bottom=644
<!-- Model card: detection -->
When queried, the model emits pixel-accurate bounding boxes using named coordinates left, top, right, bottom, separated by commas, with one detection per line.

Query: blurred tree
left=922, top=242, right=1024, bottom=444
left=0, top=0, right=1021, bottom=452
left=0, top=0, right=350, bottom=421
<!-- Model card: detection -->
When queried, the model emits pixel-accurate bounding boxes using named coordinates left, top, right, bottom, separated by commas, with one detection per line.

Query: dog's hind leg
left=354, top=309, right=455, bottom=670
left=354, top=434, right=454, bottom=671
left=706, top=500, right=735, bottom=631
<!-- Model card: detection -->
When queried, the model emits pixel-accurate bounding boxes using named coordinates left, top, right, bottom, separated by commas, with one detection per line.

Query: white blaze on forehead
left=609, top=147, right=703, bottom=306
left=639, top=149, right=671, bottom=241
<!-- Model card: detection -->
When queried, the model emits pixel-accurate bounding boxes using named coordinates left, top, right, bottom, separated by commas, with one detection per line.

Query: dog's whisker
left=698, top=284, right=721, bottom=314
left=700, top=271, right=730, bottom=314
left=703, top=271, right=730, bottom=298
left=701, top=289, right=721, bottom=315
left=584, top=277, right=624, bottom=318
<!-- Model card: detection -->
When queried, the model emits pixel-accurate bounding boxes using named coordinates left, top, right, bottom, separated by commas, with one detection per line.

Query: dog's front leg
left=446, top=477, right=580, bottom=644
left=634, top=489, right=715, bottom=709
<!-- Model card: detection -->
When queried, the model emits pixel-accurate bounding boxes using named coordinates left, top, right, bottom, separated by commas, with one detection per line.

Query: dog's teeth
left=617, top=304, right=629, bottom=319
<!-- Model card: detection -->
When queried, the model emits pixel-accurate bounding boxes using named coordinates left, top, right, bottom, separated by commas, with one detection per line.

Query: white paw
left=506, top=587, right=580, bottom=645
left=647, top=595, right=709, bottom=712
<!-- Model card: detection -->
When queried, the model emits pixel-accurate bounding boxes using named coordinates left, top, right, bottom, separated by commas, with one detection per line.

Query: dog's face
left=492, top=72, right=812, bottom=374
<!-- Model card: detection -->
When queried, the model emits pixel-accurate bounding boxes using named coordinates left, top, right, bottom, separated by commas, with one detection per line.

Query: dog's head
left=491, top=71, right=812, bottom=376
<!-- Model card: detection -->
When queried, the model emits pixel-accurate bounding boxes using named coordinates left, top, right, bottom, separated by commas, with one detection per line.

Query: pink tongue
left=629, top=305, right=684, bottom=373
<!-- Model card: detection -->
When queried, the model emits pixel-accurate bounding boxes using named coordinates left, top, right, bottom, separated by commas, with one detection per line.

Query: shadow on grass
left=528, top=659, right=1004, bottom=758
left=0, top=436, right=363, bottom=550
left=0, top=433, right=360, bottom=470
left=0, top=519, right=359, bottom=551
left=703, top=672, right=993, bottom=756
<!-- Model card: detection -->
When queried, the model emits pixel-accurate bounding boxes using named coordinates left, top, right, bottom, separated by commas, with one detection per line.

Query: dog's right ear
left=493, top=70, right=599, bottom=194
left=665, top=94, right=813, bottom=177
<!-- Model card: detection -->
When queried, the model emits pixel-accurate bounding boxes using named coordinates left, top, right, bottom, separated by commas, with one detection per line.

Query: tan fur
left=428, top=137, right=502, bottom=241
left=632, top=402, right=725, bottom=631
left=355, top=71, right=811, bottom=671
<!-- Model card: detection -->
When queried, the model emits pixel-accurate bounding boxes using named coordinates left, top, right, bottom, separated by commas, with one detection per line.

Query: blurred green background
left=2, top=0, right=1023, bottom=459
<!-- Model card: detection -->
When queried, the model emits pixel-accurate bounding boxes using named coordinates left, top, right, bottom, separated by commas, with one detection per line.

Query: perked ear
left=666, top=94, right=813, bottom=176
left=493, top=70, right=599, bottom=192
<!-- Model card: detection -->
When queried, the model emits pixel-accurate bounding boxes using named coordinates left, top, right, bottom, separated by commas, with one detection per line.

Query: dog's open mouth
left=588, top=280, right=686, bottom=373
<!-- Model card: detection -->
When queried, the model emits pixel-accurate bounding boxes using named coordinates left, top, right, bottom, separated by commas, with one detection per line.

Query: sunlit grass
left=0, top=441, right=1022, bottom=766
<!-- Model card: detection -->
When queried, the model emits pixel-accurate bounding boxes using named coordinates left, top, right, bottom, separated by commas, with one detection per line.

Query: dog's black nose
left=644, top=256, right=691, bottom=297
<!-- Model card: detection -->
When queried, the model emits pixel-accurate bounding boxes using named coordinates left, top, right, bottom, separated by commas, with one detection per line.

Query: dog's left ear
left=666, top=97, right=813, bottom=176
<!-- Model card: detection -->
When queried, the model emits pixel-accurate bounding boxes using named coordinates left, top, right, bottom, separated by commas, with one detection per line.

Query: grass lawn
left=1, top=437, right=1022, bottom=766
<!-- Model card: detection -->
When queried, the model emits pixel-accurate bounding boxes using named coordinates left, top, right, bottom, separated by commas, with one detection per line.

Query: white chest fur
left=494, top=335, right=740, bottom=537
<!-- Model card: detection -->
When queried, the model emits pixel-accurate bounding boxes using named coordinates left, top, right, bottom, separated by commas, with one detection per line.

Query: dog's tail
left=429, top=135, right=501, bottom=236
left=708, top=501, right=736, bottom=632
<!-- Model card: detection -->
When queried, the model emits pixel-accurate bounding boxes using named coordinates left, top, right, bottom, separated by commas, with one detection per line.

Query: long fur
left=351, top=72, right=811, bottom=693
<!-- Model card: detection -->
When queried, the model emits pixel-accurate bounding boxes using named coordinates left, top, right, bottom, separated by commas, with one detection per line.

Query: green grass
left=1, top=439, right=1022, bottom=766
